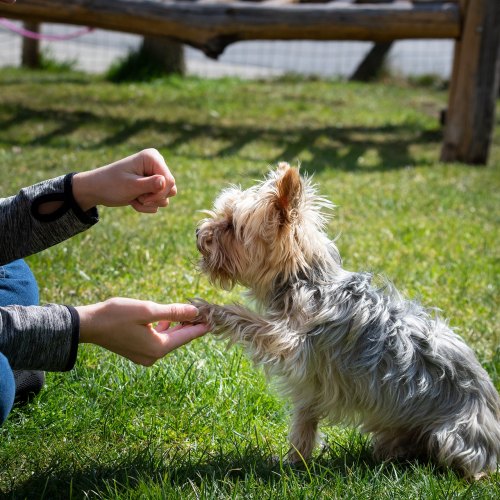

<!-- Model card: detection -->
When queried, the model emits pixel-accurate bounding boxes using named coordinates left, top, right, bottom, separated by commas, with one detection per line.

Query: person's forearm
left=72, top=170, right=100, bottom=212
left=0, top=304, right=79, bottom=371
left=0, top=174, right=98, bottom=265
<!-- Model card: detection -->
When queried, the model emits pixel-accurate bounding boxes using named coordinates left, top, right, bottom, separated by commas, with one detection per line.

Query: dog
left=193, top=163, right=500, bottom=479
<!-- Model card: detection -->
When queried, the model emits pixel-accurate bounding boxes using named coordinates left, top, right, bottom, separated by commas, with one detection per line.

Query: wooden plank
left=0, top=1, right=461, bottom=58
left=441, top=0, right=500, bottom=164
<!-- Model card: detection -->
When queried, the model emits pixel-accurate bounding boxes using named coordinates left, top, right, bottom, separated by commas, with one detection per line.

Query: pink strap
left=0, top=18, right=94, bottom=41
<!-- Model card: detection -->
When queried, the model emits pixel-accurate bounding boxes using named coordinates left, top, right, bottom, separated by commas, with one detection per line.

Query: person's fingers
left=161, top=323, right=210, bottom=352
left=139, top=149, right=175, bottom=186
left=136, top=183, right=177, bottom=207
left=168, top=184, right=177, bottom=197
left=155, top=320, right=172, bottom=332
left=142, top=197, right=169, bottom=208
left=130, top=199, right=159, bottom=213
left=146, top=302, right=200, bottom=323
left=133, top=174, right=165, bottom=197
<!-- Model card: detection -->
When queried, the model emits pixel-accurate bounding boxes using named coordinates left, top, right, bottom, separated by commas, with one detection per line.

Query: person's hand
left=72, top=148, right=176, bottom=213
left=76, top=298, right=210, bottom=366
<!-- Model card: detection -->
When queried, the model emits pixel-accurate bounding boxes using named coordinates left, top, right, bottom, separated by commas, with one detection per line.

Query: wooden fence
left=0, top=0, right=498, bottom=164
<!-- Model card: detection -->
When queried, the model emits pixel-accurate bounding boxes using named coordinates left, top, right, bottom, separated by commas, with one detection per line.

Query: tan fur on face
left=194, top=164, right=500, bottom=479
left=197, top=164, right=338, bottom=301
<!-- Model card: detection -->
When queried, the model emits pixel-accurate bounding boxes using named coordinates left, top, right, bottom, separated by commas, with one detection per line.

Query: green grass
left=0, top=68, right=499, bottom=499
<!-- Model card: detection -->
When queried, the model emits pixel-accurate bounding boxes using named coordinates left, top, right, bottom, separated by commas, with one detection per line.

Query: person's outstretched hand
left=76, top=298, right=210, bottom=366
left=72, top=148, right=176, bottom=213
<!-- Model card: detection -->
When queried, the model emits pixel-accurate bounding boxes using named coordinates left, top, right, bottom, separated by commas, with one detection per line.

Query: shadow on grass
left=0, top=74, right=93, bottom=87
left=6, top=433, right=476, bottom=500
left=0, top=104, right=442, bottom=173
left=3, top=436, right=378, bottom=499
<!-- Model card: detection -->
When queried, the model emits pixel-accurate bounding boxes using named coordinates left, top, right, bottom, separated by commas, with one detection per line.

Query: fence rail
left=0, top=0, right=461, bottom=58
left=0, top=0, right=498, bottom=164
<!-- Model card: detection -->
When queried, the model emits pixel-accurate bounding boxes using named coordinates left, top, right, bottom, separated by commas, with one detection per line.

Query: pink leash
left=0, top=17, right=94, bottom=41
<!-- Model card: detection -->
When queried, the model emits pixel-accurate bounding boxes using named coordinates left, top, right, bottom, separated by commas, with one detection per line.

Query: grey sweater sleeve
left=0, top=173, right=98, bottom=266
left=0, top=174, right=99, bottom=371
left=0, top=305, right=79, bottom=371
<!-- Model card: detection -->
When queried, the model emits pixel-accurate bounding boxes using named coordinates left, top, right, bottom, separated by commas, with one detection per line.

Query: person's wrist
left=72, top=171, right=99, bottom=211
left=76, top=302, right=105, bottom=344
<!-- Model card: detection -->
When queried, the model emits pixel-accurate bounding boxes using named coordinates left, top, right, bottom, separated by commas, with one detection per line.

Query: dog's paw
left=284, top=450, right=310, bottom=468
left=188, top=298, right=217, bottom=328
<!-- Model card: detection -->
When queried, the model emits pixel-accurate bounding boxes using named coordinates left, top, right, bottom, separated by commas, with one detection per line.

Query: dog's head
left=196, top=163, right=337, bottom=298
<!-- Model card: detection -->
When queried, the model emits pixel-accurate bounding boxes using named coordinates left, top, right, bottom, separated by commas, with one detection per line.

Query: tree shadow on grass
left=0, top=104, right=443, bottom=173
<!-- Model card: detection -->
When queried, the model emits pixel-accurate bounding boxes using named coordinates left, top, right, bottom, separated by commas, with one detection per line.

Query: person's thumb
left=146, top=302, right=199, bottom=323
left=134, top=174, right=165, bottom=197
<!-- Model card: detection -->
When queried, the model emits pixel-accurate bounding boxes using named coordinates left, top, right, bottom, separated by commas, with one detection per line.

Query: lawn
left=0, top=68, right=499, bottom=499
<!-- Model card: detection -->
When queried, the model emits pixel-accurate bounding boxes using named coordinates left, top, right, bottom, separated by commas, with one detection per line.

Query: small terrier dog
left=194, top=163, right=500, bottom=479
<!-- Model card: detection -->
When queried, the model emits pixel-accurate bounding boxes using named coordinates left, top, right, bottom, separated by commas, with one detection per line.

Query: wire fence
left=0, top=22, right=454, bottom=80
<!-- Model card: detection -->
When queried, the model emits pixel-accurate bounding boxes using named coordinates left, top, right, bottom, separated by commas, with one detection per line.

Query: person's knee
left=0, top=259, right=39, bottom=307
left=0, top=353, right=15, bottom=426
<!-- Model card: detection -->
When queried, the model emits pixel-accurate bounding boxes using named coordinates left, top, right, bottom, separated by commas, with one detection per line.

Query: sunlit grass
left=0, top=68, right=498, bottom=498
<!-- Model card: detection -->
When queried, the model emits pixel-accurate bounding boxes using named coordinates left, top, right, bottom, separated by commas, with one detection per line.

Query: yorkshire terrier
left=193, top=163, right=500, bottom=479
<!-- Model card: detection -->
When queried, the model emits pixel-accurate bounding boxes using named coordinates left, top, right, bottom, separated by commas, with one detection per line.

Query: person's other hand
left=72, top=149, right=177, bottom=213
left=76, top=298, right=210, bottom=366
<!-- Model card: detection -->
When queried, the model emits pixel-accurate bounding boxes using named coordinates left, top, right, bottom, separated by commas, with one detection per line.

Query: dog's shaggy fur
left=193, top=163, right=500, bottom=479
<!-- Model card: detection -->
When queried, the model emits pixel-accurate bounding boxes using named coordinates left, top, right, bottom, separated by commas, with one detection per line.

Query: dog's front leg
left=286, top=399, right=321, bottom=464
left=191, top=298, right=295, bottom=364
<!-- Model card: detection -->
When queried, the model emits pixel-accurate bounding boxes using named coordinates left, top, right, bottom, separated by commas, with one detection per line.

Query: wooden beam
left=0, top=1, right=461, bottom=58
left=441, top=0, right=500, bottom=164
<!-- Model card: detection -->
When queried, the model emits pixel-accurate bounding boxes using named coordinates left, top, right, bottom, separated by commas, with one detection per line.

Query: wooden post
left=350, top=1, right=394, bottom=82
left=441, top=0, right=500, bottom=164
left=21, top=22, right=40, bottom=68
left=350, top=41, right=392, bottom=81
left=141, top=36, right=185, bottom=75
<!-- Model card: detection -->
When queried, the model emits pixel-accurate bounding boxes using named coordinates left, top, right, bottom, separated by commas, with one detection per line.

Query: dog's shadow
left=5, top=435, right=458, bottom=499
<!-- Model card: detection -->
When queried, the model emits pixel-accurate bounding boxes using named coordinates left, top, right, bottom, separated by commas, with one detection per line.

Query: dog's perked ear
left=274, top=166, right=302, bottom=225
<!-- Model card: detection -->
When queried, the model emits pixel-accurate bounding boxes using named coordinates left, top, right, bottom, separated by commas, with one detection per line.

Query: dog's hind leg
left=372, top=428, right=425, bottom=463
left=428, top=412, right=500, bottom=479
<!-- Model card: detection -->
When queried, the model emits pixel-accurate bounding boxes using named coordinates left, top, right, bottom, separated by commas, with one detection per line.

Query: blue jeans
left=0, top=259, right=39, bottom=425
left=0, top=352, right=15, bottom=425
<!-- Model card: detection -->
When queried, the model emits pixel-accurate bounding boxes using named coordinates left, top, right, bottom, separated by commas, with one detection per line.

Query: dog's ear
left=275, top=166, right=302, bottom=224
